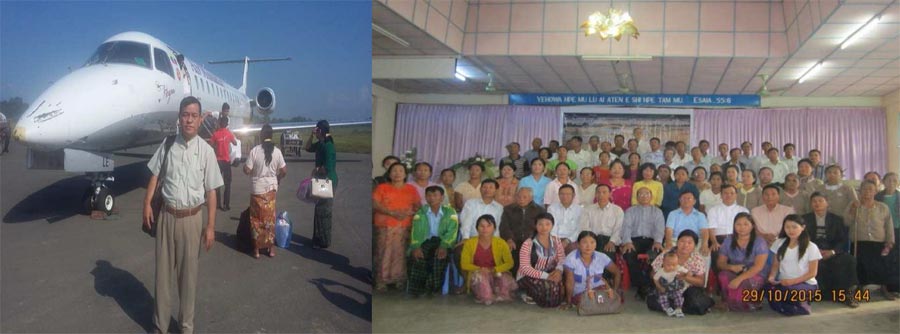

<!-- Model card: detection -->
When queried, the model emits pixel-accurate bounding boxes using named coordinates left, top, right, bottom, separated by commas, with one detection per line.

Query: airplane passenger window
left=153, top=48, right=175, bottom=79
left=84, top=41, right=151, bottom=69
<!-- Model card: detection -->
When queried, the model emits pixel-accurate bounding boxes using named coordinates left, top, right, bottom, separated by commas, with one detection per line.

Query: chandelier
left=581, top=9, right=640, bottom=41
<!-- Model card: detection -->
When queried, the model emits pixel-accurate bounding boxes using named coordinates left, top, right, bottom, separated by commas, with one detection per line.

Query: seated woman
left=802, top=192, right=859, bottom=307
left=593, top=151, right=612, bottom=185
left=496, top=162, right=519, bottom=207
left=690, top=166, right=711, bottom=192
left=724, top=165, right=741, bottom=188
left=699, top=172, right=724, bottom=213
left=768, top=214, right=822, bottom=316
left=578, top=167, right=598, bottom=207
left=561, top=231, right=622, bottom=310
left=460, top=214, right=517, bottom=305
left=605, top=160, right=634, bottom=211
left=626, top=153, right=642, bottom=184
left=737, top=169, right=762, bottom=210
left=716, top=212, right=769, bottom=311
left=657, top=164, right=673, bottom=186
left=632, top=163, right=664, bottom=207
left=517, top=213, right=566, bottom=307
left=648, top=230, right=714, bottom=315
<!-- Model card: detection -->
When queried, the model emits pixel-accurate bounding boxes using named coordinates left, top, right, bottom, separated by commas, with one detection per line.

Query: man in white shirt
left=739, top=141, right=754, bottom=169
left=698, top=140, right=714, bottom=165
left=705, top=184, right=749, bottom=252
left=458, top=179, right=504, bottom=240
left=601, top=141, right=619, bottom=161
left=587, top=135, right=602, bottom=166
left=522, top=137, right=542, bottom=165
left=758, top=148, right=790, bottom=183
left=643, top=137, right=665, bottom=167
left=567, top=136, right=594, bottom=172
left=682, top=147, right=710, bottom=176
left=781, top=143, right=799, bottom=175
left=547, top=184, right=583, bottom=253
left=579, top=184, right=624, bottom=258
left=634, top=127, right=651, bottom=155
left=713, top=143, right=729, bottom=165
left=751, top=141, right=773, bottom=172
left=674, top=141, right=690, bottom=166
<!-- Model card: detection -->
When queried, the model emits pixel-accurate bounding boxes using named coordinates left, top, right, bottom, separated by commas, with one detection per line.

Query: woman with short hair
left=648, top=230, right=714, bottom=315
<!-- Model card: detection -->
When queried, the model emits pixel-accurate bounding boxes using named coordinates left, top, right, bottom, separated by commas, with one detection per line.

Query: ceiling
left=372, top=0, right=900, bottom=97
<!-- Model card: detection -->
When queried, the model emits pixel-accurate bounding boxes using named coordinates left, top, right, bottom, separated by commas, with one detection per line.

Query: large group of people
left=372, top=127, right=899, bottom=317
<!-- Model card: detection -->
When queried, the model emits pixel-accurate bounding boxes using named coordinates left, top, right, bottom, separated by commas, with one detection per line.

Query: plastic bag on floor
left=275, top=211, right=293, bottom=248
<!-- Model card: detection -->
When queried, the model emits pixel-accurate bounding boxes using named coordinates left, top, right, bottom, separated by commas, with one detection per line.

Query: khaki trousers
left=153, top=209, right=203, bottom=334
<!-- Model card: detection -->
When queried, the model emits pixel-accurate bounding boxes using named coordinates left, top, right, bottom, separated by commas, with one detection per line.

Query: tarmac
left=0, top=141, right=372, bottom=333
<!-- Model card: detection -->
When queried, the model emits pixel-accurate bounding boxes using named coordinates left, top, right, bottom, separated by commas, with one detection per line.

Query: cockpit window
left=84, top=41, right=151, bottom=69
left=153, top=48, right=175, bottom=79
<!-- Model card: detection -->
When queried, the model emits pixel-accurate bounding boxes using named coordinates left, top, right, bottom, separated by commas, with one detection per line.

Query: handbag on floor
left=577, top=278, right=624, bottom=316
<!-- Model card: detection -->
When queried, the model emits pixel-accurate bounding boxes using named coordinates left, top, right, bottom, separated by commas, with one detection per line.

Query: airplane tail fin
left=208, top=57, right=292, bottom=95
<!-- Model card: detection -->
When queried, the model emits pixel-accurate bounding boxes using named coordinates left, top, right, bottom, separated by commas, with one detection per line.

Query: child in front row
left=654, top=252, right=690, bottom=317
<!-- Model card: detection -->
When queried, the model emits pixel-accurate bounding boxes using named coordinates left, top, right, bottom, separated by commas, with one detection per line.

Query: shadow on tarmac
left=90, top=260, right=155, bottom=333
left=3, top=161, right=150, bottom=224
left=308, top=278, right=371, bottom=322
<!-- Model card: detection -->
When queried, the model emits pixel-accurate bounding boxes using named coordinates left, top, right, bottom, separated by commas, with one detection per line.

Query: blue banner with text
left=508, top=94, right=760, bottom=107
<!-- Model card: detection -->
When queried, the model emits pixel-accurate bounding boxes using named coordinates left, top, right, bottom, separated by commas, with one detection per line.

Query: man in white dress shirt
left=547, top=184, right=583, bottom=253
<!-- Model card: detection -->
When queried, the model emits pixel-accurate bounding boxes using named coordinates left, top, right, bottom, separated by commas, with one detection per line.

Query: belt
left=165, top=205, right=202, bottom=218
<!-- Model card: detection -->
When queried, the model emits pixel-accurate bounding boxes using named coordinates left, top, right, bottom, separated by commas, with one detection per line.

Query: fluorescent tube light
left=798, top=62, right=823, bottom=84
left=841, top=16, right=881, bottom=50
left=372, top=23, right=410, bottom=48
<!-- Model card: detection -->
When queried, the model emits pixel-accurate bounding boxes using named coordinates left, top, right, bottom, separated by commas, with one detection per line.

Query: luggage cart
left=280, top=130, right=303, bottom=157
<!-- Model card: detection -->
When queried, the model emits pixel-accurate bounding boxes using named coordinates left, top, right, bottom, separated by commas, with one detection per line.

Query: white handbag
left=311, top=177, right=334, bottom=199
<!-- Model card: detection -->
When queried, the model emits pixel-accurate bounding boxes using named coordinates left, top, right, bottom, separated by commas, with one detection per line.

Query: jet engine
left=255, top=87, right=276, bottom=115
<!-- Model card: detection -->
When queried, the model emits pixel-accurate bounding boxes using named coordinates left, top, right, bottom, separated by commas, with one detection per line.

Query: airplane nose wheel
left=83, top=173, right=115, bottom=215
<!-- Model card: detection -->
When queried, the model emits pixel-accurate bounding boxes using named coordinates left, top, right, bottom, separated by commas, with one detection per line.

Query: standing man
left=523, top=137, right=542, bottom=165
left=219, top=102, right=230, bottom=121
left=500, top=142, right=528, bottom=179
left=0, top=112, right=9, bottom=154
left=759, top=148, right=789, bottom=184
left=643, top=137, right=664, bottom=167
left=579, top=184, right=624, bottom=259
left=808, top=149, right=826, bottom=180
left=143, top=96, right=222, bottom=334
left=739, top=141, right=754, bottom=169
left=713, top=143, right=729, bottom=165
left=782, top=143, right=799, bottom=175
left=634, top=127, right=651, bottom=155
left=587, top=135, right=602, bottom=166
left=751, top=185, right=795, bottom=245
left=210, top=117, right=236, bottom=211
left=567, top=136, right=593, bottom=173
left=611, top=135, right=629, bottom=157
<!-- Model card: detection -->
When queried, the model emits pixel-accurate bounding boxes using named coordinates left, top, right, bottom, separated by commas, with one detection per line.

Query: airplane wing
left=231, top=120, right=371, bottom=134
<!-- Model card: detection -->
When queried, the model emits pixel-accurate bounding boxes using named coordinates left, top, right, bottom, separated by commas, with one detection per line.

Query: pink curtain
left=693, top=108, right=887, bottom=180
left=393, top=104, right=560, bottom=178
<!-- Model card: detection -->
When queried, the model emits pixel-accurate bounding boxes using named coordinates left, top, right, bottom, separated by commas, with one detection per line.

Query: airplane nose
left=13, top=126, right=25, bottom=142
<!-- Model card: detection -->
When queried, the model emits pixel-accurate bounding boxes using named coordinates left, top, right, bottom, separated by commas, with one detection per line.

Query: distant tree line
left=0, top=97, right=29, bottom=122
left=251, top=114, right=314, bottom=124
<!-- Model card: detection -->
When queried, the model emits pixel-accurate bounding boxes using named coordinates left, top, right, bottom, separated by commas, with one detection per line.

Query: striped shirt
left=517, top=236, right=565, bottom=280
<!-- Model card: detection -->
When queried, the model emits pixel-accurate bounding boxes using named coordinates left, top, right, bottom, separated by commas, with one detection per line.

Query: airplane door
left=176, top=54, right=191, bottom=95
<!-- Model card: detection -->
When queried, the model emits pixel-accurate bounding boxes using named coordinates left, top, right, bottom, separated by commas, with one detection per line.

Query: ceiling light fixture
left=581, top=55, right=652, bottom=61
left=841, top=15, right=881, bottom=50
left=798, top=62, right=823, bottom=84
left=455, top=72, right=466, bottom=81
left=372, top=23, right=410, bottom=48
left=581, top=9, right=640, bottom=41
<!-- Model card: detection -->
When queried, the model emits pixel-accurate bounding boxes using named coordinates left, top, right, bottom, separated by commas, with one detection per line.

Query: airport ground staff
left=142, top=96, right=223, bottom=334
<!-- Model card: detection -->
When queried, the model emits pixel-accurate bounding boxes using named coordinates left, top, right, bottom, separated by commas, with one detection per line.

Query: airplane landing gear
left=82, top=173, right=115, bottom=215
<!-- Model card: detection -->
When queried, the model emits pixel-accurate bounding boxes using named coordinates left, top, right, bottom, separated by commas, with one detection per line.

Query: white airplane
left=12, top=31, right=369, bottom=214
